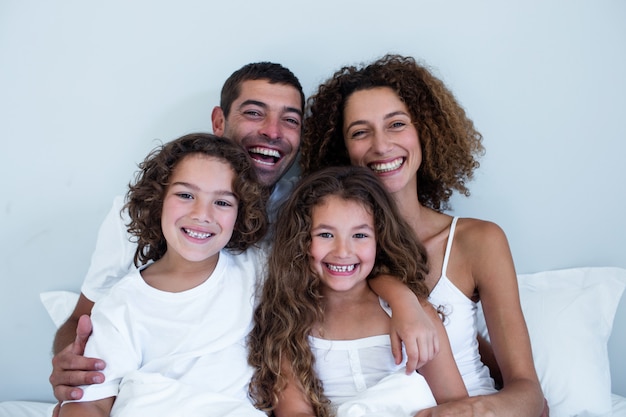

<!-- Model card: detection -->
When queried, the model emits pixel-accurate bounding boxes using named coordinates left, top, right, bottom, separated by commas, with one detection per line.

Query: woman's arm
left=368, top=274, right=439, bottom=372
left=417, top=221, right=544, bottom=417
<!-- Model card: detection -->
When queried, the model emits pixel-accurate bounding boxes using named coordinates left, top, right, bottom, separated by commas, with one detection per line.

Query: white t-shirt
left=76, top=248, right=266, bottom=413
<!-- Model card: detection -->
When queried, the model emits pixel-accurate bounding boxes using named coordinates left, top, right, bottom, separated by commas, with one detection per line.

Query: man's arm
left=51, top=298, right=105, bottom=402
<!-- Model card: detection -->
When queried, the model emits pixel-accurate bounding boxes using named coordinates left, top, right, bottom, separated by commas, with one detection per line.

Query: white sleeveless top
left=309, top=300, right=437, bottom=413
left=428, top=217, right=497, bottom=396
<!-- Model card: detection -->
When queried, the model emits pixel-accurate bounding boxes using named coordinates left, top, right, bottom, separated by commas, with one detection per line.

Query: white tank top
left=428, top=216, right=497, bottom=396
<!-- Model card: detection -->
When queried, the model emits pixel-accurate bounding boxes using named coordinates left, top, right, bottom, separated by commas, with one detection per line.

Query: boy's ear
left=211, top=106, right=226, bottom=136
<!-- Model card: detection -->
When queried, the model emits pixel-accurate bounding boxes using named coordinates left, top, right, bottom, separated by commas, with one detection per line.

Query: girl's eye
left=216, top=200, right=234, bottom=207
left=176, top=192, right=193, bottom=200
left=353, top=233, right=368, bottom=239
left=317, top=232, right=333, bottom=238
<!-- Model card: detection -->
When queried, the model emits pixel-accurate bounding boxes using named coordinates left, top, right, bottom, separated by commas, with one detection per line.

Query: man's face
left=214, top=79, right=302, bottom=188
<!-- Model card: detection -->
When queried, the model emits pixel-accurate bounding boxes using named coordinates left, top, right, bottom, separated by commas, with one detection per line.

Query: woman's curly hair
left=301, top=54, right=484, bottom=211
left=248, top=166, right=429, bottom=417
left=123, top=133, right=269, bottom=267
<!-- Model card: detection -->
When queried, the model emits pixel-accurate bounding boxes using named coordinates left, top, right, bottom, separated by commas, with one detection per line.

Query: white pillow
left=40, top=290, right=79, bottom=328
left=514, top=267, right=626, bottom=417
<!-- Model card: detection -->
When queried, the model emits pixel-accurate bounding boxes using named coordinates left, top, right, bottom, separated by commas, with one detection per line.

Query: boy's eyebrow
left=239, top=99, right=303, bottom=117
left=171, top=181, right=237, bottom=198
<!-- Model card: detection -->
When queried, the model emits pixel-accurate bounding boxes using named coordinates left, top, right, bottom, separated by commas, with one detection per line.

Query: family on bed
left=50, top=56, right=547, bottom=417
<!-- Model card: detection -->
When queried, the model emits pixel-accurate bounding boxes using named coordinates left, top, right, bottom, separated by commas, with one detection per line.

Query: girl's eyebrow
left=311, top=223, right=374, bottom=231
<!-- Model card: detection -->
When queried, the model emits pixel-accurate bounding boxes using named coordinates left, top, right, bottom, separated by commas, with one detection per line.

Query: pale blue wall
left=1, top=0, right=624, bottom=401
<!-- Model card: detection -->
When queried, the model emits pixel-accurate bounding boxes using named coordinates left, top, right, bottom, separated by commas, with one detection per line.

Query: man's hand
left=389, top=299, right=440, bottom=374
left=50, top=315, right=105, bottom=403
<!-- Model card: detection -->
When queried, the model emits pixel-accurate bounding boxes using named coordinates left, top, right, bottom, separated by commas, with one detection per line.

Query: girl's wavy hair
left=123, top=133, right=269, bottom=266
left=248, top=165, right=429, bottom=417
left=301, top=54, right=484, bottom=211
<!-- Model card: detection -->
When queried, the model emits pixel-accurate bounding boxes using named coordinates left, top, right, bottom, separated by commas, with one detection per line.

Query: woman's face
left=342, top=87, right=421, bottom=195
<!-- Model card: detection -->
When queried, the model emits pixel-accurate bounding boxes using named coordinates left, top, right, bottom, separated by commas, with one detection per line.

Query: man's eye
left=285, top=117, right=301, bottom=126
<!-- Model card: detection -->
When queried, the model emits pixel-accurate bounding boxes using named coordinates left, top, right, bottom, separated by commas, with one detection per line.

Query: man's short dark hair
left=220, top=62, right=304, bottom=117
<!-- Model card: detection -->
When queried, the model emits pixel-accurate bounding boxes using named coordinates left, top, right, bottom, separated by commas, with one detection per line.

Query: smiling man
left=49, top=62, right=305, bottom=407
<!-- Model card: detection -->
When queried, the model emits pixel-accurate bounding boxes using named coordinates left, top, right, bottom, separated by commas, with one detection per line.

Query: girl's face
left=309, top=195, right=376, bottom=294
left=161, top=154, right=239, bottom=266
left=342, top=87, right=421, bottom=195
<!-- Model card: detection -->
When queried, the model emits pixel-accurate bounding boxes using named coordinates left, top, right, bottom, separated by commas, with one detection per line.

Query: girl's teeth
left=326, top=263, right=356, bottom=272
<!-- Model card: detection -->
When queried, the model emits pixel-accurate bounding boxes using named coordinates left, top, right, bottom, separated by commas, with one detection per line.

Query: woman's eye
left=350, top=130, right=367, bottom=139
left=390, top=121, right=406, bottom=129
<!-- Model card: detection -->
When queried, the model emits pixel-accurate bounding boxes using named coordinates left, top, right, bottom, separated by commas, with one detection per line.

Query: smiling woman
left=299, top=54, right=545, bottom=416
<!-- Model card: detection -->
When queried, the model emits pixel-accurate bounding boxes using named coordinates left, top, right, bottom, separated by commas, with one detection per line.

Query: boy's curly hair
left=123, top=133, right=269, bottom=266
left=301, top=54, right=484, bottom=211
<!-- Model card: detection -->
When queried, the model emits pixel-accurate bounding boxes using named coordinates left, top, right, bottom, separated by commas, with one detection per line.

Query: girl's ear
left=212, top=106, right=226, bottom=136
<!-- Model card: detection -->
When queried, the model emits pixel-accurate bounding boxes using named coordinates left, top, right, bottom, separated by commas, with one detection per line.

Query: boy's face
left=213, top=79, right=302, bottom=188
left=161, top=154, right=238, bottom=266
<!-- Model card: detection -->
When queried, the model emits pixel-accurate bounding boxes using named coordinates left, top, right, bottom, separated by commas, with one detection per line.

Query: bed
left=1, top=266, right=625, bottom=417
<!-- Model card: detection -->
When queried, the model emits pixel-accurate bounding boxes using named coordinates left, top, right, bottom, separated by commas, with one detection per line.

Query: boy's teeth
left=184, top=229, right=212, bottom=239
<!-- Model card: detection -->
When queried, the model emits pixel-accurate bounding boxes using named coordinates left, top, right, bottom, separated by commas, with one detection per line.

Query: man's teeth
left=249, top=147, right=280, bottom=158
left=184, top=228, right=212, bottom=239
left=326, top=263, right=356, bottom=273
left=369, top=158, right=403, bottom=173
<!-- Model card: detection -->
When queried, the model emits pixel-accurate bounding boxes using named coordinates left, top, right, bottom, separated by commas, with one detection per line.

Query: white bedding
left=2, top=267, right=625, bottom=417
left=2, top=394, right=626, bottom=417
